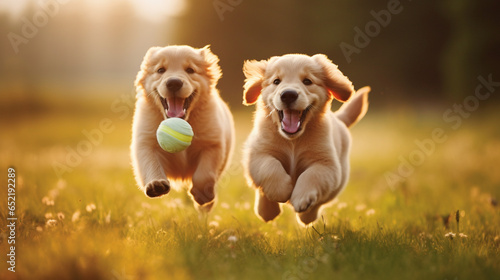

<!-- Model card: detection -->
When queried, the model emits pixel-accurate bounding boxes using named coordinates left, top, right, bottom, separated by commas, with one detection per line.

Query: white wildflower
left=86, top=203, right=96, bottom=213
left=57, top=212, right=65, bottom=220
left=355, top=204, right=366, bottom=212
left=366, top=209, right=376, bottom=216
left=42, top=196, right=55, bottom=206
left=209, top=221, right=219, bottom=228
left=105, top=211, right=111, bottom=224
left=445, top=232, right=456, bottom=240
left=337, top=202, right=348, bottom=210
left=45, top=219, right=57, bottom=227
left=72, top=210, right=81, bottom=222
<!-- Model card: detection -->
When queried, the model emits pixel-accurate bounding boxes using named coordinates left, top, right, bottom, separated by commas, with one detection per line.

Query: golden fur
left=242, top=54, right=370, bottom=224
left=131, top=45, right=234, bottom=210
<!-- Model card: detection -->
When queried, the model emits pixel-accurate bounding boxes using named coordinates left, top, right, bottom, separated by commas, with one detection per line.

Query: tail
left=334, top=86, right=370, bottom=128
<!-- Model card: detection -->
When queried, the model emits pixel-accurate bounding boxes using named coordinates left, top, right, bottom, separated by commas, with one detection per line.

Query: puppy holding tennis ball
left=131, top=45, right=234, bottom=211
left=156, top=118, right=194, bottom=153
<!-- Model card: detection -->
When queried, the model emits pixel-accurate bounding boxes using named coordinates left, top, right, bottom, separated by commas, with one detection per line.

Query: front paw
left=145, top=179, right=170, bottom=197
left=263, top=175, right=294, bottom=203
left=290, top=190, right=318, bottom=213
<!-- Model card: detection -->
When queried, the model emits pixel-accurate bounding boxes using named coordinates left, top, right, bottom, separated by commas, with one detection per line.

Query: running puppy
left=242, top=53, right=369, bottom=224
left=131, top=45, right=234, bottom=210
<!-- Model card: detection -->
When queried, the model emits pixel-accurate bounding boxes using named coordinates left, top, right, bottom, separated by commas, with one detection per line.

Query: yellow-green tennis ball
left=156, top=118, right=194, bottom=153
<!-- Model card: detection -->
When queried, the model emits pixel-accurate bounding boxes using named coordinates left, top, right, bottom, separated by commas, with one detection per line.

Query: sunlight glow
left=0, top=0, right=188, bottom=22
left=128, top=0, right=187, bottom=21
left=0, top=0, right=29, bottom=17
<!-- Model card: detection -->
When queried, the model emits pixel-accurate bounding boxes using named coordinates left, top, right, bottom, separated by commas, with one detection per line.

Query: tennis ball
left=156, top=118, right=194, bottom=153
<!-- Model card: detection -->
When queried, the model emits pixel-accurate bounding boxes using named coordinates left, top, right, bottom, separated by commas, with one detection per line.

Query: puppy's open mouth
left=160, top=92, right=195, bottom=119
left=278, top=106, right=310, bottom=135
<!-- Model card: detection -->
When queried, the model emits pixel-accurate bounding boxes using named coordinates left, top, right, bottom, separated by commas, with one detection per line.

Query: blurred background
left=2, top=0, right=499, bottom=194
left=1, top=0, right=499, bottom=108
left=1, top=2, right=499, bottom=278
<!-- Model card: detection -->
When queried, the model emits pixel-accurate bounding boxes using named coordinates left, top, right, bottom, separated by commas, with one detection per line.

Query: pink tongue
left=166, top=97, right=185, bottom=118
left=281, top=109, right=301, bottom=134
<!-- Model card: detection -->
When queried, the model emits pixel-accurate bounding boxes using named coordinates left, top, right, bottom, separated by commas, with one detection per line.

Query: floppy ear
left=243, top=59, right=267, bottom=105
left=200, top=45, right=222, bottom=84
left=134, top=46, right=161, bottom=98
left=313, top=54, right=354, bottom=102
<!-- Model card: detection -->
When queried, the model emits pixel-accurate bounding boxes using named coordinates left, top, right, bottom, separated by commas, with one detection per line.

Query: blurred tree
left=0, top=12, right=14, bottom=81
left=2, top=3, right=43, bottom=96
left=441, top=0, right=500, bottom=99
left=173, top=0, right=458, bottom=107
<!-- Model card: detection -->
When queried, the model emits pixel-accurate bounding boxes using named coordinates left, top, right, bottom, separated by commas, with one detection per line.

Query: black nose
left=280, top=90, right=298, bottom=105
left=166, top=78, right=183, bottom=92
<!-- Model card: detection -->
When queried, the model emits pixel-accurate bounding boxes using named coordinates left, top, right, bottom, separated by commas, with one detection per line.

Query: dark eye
left=273, top=79, right=281, bottom=85
left=303, top=78, right=312, bottom=85
left=157, top=67, right=166, bottom=74
left=186, top=67, right=195, bottom=74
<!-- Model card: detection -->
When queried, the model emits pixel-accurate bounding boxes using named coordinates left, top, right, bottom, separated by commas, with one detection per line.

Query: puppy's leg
left=255, top=190, right=281, bottom=222
left=290, top=164, right=336, bottom=214
left=133, top=148, right=170, bottom=197
left=248, top=155, right=293, bottom=203
left=131, top=99, right=170, bottom=198
left=190, top=149, right=223, bottom=207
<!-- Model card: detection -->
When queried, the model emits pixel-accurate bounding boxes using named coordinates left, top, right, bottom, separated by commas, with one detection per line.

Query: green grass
left=0, top=93, right=499, bottom=280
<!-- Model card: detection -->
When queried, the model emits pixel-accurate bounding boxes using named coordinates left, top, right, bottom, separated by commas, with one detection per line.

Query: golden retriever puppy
left=242, top=53, right=369, bottom=224
left=131, top=45, right=234, bottom=210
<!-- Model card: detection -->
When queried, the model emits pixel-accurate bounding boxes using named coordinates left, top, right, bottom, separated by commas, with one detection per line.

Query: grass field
left=1, top=92, right=499, bottom=280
